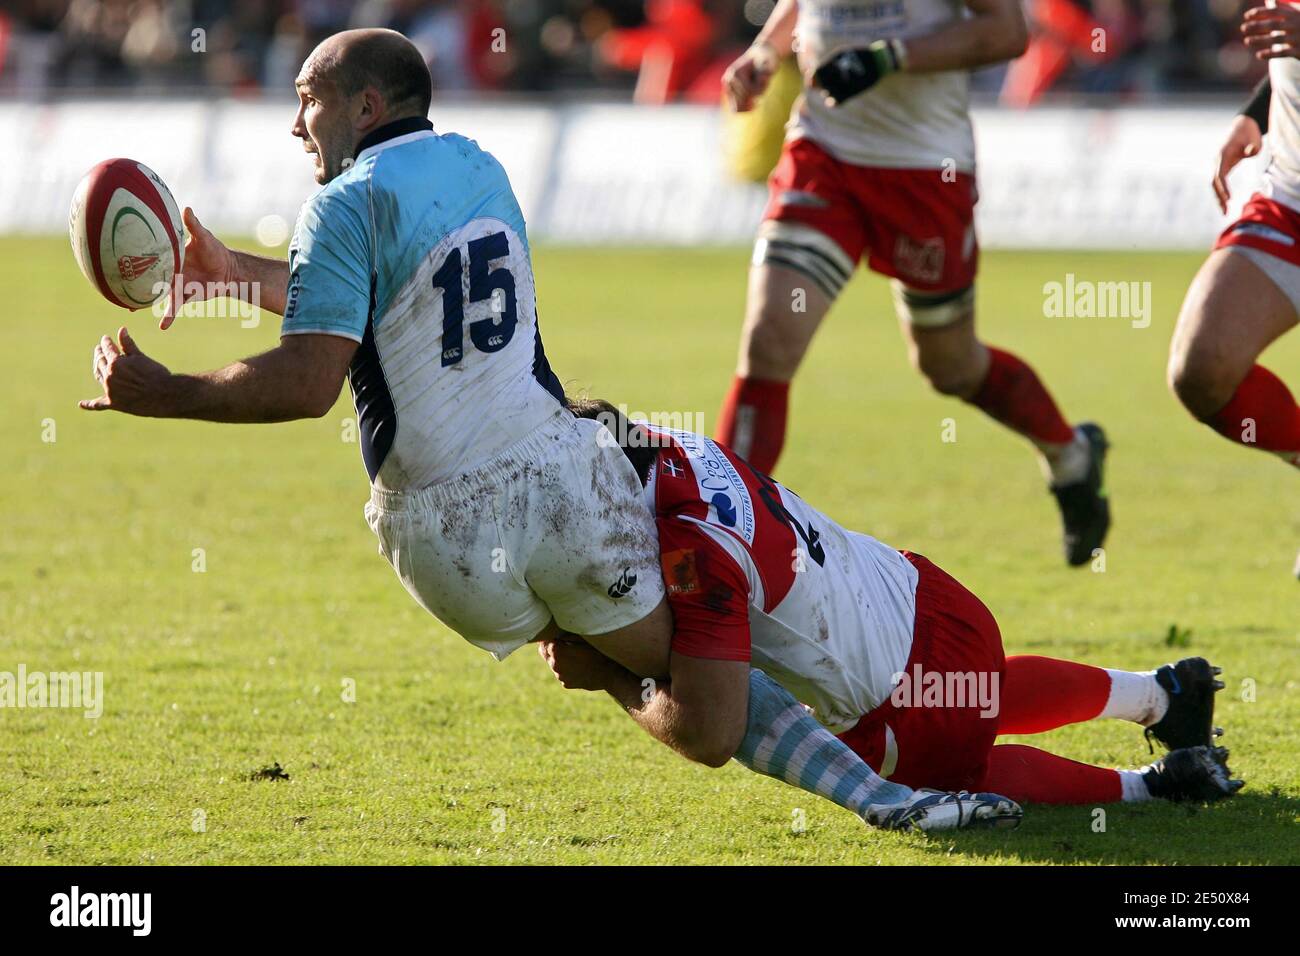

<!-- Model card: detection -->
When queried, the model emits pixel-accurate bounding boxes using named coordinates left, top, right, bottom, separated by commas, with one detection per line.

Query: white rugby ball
left=69, top=158, right=184, bottom=310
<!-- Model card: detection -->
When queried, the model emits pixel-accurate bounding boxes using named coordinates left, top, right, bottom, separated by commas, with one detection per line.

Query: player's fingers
left=182, top=206, right=209, bottom=240
left=99, top=334, right=120, bottom=360
left=94, top=344, right=114, bottom=381
left=1243, top=31, right=1285, bottom=47
left=118, top=326, right=139, bottom=355
left=1240, top=17, right=1282, bottom=34
left=1256, top=40, right=1300, bottom=57
left=1213, top=176, right=1229, bottom=214
left=79, top=396, right=111, bottom=411
left=725, top=74, right=751, bottom=111
left=1213, top=157, right=1232, bottom=212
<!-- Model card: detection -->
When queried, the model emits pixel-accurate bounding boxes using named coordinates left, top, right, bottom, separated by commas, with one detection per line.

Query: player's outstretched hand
left=1242, top=4, right=1300, bottom=60
left=80, top=327, right=173, bottom=415
left=723, top=42, right=779, bottom=112
left=1213, top=114, right=1263, bottom=214
left=161, top=207, right=237, bottom=331
left=864, top=789, right=1023, bottom=833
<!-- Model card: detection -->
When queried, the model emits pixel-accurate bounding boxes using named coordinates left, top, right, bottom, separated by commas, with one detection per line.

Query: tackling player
left=716, top=0, right=1111, bottom=567
left=1169, top=5, right=1300, bottom=575
left=542, top=402, right=1243, bottom=815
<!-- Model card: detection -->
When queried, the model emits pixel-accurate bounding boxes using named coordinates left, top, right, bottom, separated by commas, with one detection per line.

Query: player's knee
left=743, top=309, right=806, bottom=380
left=913, top=345, right=984, bottom=397
left=1167, top=345, right=1239, bottom=419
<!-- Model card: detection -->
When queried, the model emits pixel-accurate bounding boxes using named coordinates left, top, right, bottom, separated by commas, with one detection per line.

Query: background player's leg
left=899, top=297, right=1109, bottom=565
left=899, top=307, right=1082, bottom=480
left=718, top=262, right=832, bottom=473
left=998, top=655, right=1167, bottom=735
left=1168, top=248, right=1300, bottom=468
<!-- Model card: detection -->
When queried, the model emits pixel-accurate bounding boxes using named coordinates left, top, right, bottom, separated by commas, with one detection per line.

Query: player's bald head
left=302, top=28, right=432, bottom=117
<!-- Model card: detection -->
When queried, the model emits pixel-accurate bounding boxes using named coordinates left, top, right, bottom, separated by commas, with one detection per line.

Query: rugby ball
left=69, top=159, right=184, bottom=310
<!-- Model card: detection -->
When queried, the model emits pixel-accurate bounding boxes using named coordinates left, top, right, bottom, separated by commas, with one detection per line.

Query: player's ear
left=354, top=86, right=385, bottom=131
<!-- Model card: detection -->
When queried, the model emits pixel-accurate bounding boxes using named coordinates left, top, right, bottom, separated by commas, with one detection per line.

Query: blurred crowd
left=0, top=0, right=1269, bottom=101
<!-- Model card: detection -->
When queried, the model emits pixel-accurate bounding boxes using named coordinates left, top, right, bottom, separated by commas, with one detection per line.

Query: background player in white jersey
left=79, top=29, right=670, bottom=673
left=1170, top=5, right=1300, bottom=575
left=541, top=402, right=1243, bottom=817
left=715, top=0, right=1111, bottom=567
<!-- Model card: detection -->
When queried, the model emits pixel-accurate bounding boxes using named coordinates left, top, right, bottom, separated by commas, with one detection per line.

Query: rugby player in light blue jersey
left=80, top=29, right=1014, bottom=832
left=81, top=28, right=669, bottom=674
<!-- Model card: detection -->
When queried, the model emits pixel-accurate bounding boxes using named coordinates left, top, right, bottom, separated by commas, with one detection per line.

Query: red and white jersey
left=1264, top=55, right=1300, bottom=213
left=644, top=427, right=918, bottom=733
left=788, top=0, right=976, bottom=172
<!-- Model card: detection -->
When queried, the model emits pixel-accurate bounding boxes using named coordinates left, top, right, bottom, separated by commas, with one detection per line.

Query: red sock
left=1206, top=365, right=1300, bottom=466
left=998, top=655, right=1111, bottom=735
left=716, top=376, right=789, bottom=473
left=967, top=347, right=1075, bottom=447
left=979, top=744, right=1122, bottom=805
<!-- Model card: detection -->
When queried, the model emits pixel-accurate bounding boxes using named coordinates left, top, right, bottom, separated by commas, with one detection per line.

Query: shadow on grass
left=913, top=792, right=1300, bottom=865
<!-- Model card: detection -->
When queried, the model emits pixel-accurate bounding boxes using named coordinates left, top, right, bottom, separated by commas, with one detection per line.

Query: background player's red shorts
left=837, top=552, right=1005, bottom=791
left=1214, top=193, right=1300, bottom=269
left=763, top=138, right=979, bottom=292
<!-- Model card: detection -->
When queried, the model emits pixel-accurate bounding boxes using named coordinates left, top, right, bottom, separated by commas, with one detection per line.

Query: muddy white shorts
left=364, top=411, right=665, bottom=660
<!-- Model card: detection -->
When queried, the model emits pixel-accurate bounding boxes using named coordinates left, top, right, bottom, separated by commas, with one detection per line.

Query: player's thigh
left=741, top=139, right=866, bottom=380
left=520, top=418, right=670, bottom=676
left=839, top=554, right=1004, bottom=790
left=365, top=499, right=550, bottom=661
left=1169, top=247, right=1299, bottom=415
left=854, top=168, right=984, bottom=395
left=738, top=259, right=834, bottom=380
left=898, top=304, right=989, bottom=399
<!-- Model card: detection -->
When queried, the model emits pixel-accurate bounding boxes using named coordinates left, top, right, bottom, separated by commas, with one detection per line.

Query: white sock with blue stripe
left=734, top=669, right=914, bottom=819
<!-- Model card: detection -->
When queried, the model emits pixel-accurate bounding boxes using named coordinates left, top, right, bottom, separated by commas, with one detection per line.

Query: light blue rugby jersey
left=282, top=117, right=567, bottom=489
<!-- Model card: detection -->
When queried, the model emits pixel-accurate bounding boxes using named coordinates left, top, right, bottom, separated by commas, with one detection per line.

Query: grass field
left=1, top=237, right=1297, bottom=865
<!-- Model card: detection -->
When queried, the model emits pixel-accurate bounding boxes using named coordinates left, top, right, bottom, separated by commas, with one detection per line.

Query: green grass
left=1, top=238, right=1297, bottom=864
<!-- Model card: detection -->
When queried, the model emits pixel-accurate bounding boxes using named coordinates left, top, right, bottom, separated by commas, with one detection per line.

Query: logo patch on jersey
left=284, top=269, right=303, bottom=321
left=662, top=549, right=699, bottom=595
left=607, top=568, right=637, bottom=599
left=669, top=429, right=755, bottom=544
left=661, top=458, right=684, bottom=478
left=710, top=492, right=738, bottom=528
left=893, top=235, right=945, bottom=284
